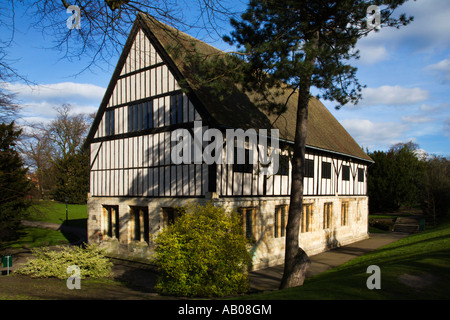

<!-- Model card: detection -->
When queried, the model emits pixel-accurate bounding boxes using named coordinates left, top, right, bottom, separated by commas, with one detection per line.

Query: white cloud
left=1, top=81, right=104, bottom=122
left=358, top=0, right=450, bottom=53
left=401, top=115, right=434, bottom=124
left=426, top=58, right=450, bottom=82
left=340, top=118, right=409, bottom=150
left=356, top=44, right=389, bottom=65
left=358, top=85, right=429, bottom=107
left=419, top=103, right=449, bottom=113
left=444, top=116, right=450, bottom=137
left=1, top=82, right=105, bottom=102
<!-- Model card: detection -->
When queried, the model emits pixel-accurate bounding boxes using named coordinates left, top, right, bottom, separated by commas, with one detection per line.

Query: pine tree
left=225, top=0, right=413, bottom=288
left=0, top=122, right=32, bottom=240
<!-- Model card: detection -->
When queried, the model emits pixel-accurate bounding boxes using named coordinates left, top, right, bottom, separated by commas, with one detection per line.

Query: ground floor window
left=323, top=202, right=333, bottom=229
left=274, top=205, right=288, bottom=238
left=130, top=206, right=149, bottom=244
left=301, top=203, right=313, bottom=233
left=102, top=205, right=119, bottom=239
left=162, top=207, right=184, bottom=228
left=238, top=207, right=256, bottom=241
left=341, top=202, right=349, bottom=226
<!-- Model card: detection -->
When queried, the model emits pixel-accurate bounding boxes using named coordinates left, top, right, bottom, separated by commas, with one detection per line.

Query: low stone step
left=393, top=224, right=419, bottom=233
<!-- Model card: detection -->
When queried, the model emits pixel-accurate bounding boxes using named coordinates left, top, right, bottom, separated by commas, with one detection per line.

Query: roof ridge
left=138, top=12, right=226, bottom=57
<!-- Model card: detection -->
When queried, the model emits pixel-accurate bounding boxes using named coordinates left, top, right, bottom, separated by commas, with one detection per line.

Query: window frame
left=128, top=100, right=154, bottom=133
left=233, top=147, right=253, bottom=173
left=304, top=159, right=314, bottom=178
left=322, top=161, right=332, bottom=179
left=103, top=205, right=119, bottom=239
left=105, top=109, right=115, bottom=136
left=276, top=155, right=290, bottom=176
left=342, top=165, right=350, bottom=181
left=274, top=205, right=288, bottom=238
left=341, top=201, right=349, bottom=226
left=301, top=203, right=313, bottom=233
left=358, top=168, right=365, bottom=182
left=170, top=93, right=183, bottom=125
left=238, top=207, right=256, bottom=241
left=162, top=207, right=184, bottom=228
left=323, top=202, right=333, bottom=229
left=130, top=206, right=149, bottom=244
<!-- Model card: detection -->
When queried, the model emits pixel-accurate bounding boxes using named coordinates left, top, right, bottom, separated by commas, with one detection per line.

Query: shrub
left=16, top=244, right=112, bottom=279
left=154, top=202, right=251, bottom=297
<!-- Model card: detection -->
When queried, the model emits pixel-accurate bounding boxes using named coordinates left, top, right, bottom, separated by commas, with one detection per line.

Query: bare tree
left=12, top=0, right=240, bottom=73
left=20, top=122, right=56, bottom=197
left=20, top=104, right=91, bottom=198
left=47, top=104, right=90, bottom=160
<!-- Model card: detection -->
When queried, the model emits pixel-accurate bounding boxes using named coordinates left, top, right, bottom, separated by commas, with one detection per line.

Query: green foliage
left=368, top=142, right=449, bottom=223
left=16, top=244, right=112, bottom=279
left=368, top=142, right=425, bottom=212
left=0, top=122, right=32, bottom=240
left=154, top=202, right=251, bottom=297
left=420, top=156, right=450, bottom=224
left=53, top=148, right=89, bottom=204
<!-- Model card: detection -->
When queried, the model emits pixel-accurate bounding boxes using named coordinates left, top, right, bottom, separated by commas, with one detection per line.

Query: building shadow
left=59, top=219, right=87, bottom=245
left=111, top=259, right=160, bottom=294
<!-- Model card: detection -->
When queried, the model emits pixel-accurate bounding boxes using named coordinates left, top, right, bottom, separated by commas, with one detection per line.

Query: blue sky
left=1, top=0, right=449, bottom=156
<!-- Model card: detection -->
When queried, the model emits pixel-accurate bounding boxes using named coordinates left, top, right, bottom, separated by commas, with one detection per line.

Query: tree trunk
left=280, top=31, right=318, bottom=290
left=279, top=82, right=311, bottom=289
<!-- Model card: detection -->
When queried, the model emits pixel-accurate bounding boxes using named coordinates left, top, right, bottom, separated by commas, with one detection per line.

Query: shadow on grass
left=0, top=226, right=70, bottom=251
left=59, top=219, right=87, bottom=245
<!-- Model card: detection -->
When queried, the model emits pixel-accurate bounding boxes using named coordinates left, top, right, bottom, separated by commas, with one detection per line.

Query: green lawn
left=243, top=219, right=450, bottom=300
left=26, top=200, right=87, bottom=228
left=1, top=201, right=87, bottom=250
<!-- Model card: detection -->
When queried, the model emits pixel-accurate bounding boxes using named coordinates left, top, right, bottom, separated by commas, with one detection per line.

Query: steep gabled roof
left=86, top=12, right=372, bottom=163
left=139, top=13, right=372, bottom=162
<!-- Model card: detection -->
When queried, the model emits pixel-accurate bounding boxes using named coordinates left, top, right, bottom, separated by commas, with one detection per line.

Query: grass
left=242, top=219, right=450, bottom=300
left=0, top=227, right=71, bottom=249
left=1, top=200, right=87, bottom=250
left=26, top=200, right=87, bottom=228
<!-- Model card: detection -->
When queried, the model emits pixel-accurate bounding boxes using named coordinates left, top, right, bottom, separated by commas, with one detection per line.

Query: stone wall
left=87, top=193, right=368, bottom=270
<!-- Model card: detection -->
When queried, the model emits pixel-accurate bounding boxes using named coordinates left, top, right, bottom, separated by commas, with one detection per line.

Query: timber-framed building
left=85, top=13, right=373, bottom=270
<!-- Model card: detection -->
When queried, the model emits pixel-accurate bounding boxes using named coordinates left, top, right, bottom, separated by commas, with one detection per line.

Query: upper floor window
left=105, top=109, right=115, bottom=136
left=128, top=101, right=153, bottom=132
left=170, top=93, right=183, bottom=125
left=233, top=147, right=253, bottom=173
left=322, top=161, right=332, bottom=179
left=276, top=155, right=290, bottom=176
left=304, top=159, right=314, bottom=178
left=358, top=168, right=365, bottom=182
left=342, top=165, right=350, bottom=181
